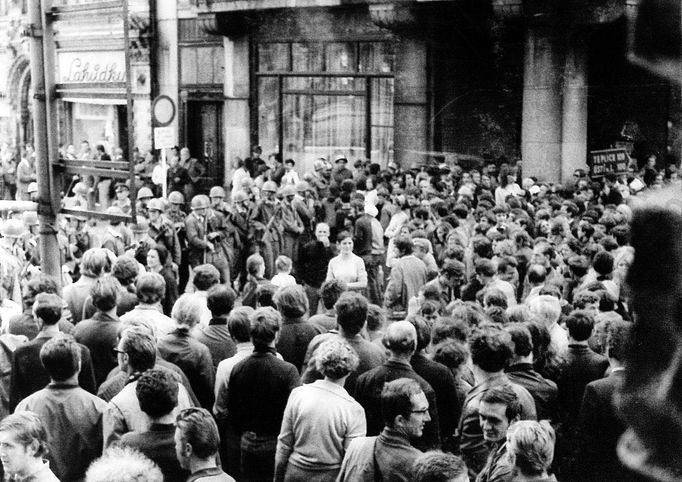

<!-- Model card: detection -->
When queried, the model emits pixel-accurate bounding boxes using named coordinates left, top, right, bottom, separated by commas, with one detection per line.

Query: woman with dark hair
left=274, top=339, right=364, bottom=482
left=325, top=232, right=367, bottom=292
left=146, top=245, right=178, bottom=316
left=495, top=165, right=523, bottom=207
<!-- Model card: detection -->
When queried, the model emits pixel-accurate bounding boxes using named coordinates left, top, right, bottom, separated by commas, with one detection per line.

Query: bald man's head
left=383, top=321, right=417, bottom=356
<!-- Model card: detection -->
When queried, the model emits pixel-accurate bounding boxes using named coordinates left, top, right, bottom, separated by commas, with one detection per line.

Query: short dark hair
left=136, top=369, right=178, bottom=419
left=274, top=285, right=308, bottom=318
left=592, top=250, right=614, bottom=276
left=431, top=317, right=469, bottom=345
left=113, top=256, right=139, bottom=286
left=120, top=329, right=156, bottom=372
left=470, top=325, right=513, bottom=372
left=393, top=235, right=414, bottom=256
left=176, top=408, right=220, bottom=459
left=40, top=336, right=81, bottom=381
left=565, top=310, right=594, bottom=341
left=193, top=264, right=220, bottom=291
left=91, top=276, right=120, bottom=312
left=335, top=292, right=368, bottom=336
left=22, top=275, right=61, bottom=307
left=483, top=289, right=508, bottom=310
left=412, top=451, right=468, bottom=482
left=407, top=315, right=431, bottom=352
left=381, top=378, right=423, bottom=428
left=505, top=323, right=534, bottom=357
left=527, top=264, right=547, bottom=285
left=206, top=285, right=236, bottom=317
left=33, top=293, right=63, bottom=325
left=606, top=319, right=631, bottom=361
left=475, top=258, right=496, bottom=277
left=481, top=384, right=521, bottom=422
left=433, top=341, right=469, bottom=373
left=366, top=304, right=385, bottom=332
left=249, top=307, right=281, bottom=348
left=227, top=307, right=253, bottom=343
left=320, top=279, right=347, bottom=310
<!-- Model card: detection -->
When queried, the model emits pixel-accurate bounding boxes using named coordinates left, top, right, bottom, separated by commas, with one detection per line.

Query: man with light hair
left=63, top=248, right=111, bottom=324
left=528, top=295, right=567, bottom=356
left=86, top=446, right=163, bottom=482
left=0, top=411, right=58, bottom=481
left=507, top=420, right=557, bottom=481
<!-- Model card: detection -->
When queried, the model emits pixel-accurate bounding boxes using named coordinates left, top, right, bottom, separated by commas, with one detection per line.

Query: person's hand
left=206, top=241, right=215, bottom=252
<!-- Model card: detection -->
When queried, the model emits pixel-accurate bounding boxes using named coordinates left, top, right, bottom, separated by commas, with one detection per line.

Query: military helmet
left=190, top=195, right=210, bottom=210
left=295, top=181, right=311, bottom=193
left=147, top=198, right=165, bottom=212
left=27, top=182, right=38, bottom=194
left=261, top=181, right=278, bottom=193
left=137, top=187, right=154, bottom=199
left=168, top=191, right=185, bottom=205
left=1, top=219, right=25, bottom=238
left=232, top=190, right=249, bottom=203
left=131, top=216, right=150, bottom=233
left=209, top=186, right=226, bottom=198
left=22, top=211, right=39, bottom=226
left=280, top=185, right=296, bottom=198
left=106, top=205, right=124, bottom=216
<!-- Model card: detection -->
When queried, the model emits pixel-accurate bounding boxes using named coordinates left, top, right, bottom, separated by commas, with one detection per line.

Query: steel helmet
left=261, top=181, right=278, bottom=193
left=147, top=198, right=165, bottom=212
left=168, top=191, right=185, bottom=205
left=27, top=182, right=38, bottom=194
left=280, top=185, right=296, bottom=198
left=231, top=190, right=248, bottom=203
left=73, top=182, right=89, bottom=196
left=240, top=177, right=255, bottom=189
left=209, top=186, right=226, bottom=198
left=190, top=195, right=210, bottom=210
left=137, top=187, right=153, bottom=199
left=22, top=211, right=39, bottom=226
left=295, top=181, right=311, bottom=193
left=1, top=219, right=25, bottom=238
left=131, top=216, right=149, bottom=233
left=106, top=205, right=124, bottom=216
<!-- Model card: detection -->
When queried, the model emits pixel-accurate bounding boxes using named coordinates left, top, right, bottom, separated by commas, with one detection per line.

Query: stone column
left=521, top=26, right=564, bottom=182
left=224, top=35, right=250, bottom=187
left=561, top=36, right=589, bottom=182
left=393, top=36, right=429, bottom=168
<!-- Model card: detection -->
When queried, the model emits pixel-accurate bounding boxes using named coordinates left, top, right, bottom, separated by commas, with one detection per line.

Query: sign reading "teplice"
left=58, top=51, right=126, bottom=84
left=589, top=148, right=630, bottom=178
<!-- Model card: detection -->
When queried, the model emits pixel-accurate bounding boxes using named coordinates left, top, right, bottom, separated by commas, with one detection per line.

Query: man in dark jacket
left=299, top=222, right=335, bottom=315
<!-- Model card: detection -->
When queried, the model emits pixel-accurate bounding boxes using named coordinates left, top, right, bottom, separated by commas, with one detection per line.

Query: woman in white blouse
left=325, top=231, right=368, bottom=291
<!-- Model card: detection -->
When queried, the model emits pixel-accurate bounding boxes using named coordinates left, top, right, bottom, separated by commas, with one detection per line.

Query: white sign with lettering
left=58, top=51, right=126, bottom=84
left=154, top=126, right=176, bottom=149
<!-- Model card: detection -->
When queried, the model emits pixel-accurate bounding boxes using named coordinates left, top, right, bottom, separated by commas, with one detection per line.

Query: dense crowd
left=0, top=140, right=676, bottom=482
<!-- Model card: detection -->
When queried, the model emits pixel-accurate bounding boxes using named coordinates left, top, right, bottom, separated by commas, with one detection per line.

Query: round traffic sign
left=152, top=95, right=176, bottom=127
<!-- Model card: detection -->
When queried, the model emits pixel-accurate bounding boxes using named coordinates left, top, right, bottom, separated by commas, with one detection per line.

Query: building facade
left=0, top=0, right=679, bottom=185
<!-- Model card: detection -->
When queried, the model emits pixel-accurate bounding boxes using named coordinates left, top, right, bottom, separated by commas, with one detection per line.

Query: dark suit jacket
left=120, top=423, right=189, bottom=482
left=410, top=353, right=461, bottom=444
left=73, top=311, right=121, bottom=387
left=576, top=370, right=644, bottom=481
left=354, top=359, right=441, bottom=451
left=557, top=344, right=609, bottom=424
left=9, top=335, right=97, bottom=411
left=506, top=363, right=558, bottom=422
left=275, top=317, right=323, bottom=373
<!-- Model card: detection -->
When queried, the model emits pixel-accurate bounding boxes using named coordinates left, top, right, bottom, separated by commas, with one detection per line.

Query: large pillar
left=561, top=36, right=589, bottom=182
left=393, top=36, right=429, bottom=168
left=224, top=35, right=250, bottom=187
left=521, top=26, right=564, bottom=182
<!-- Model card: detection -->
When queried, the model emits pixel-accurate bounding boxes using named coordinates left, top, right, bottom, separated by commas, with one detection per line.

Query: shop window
left=257, top=41, right=394, bottom=172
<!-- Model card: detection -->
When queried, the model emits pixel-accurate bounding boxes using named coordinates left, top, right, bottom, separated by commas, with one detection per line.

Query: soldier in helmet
left=147, top=198, right=181, bottom=266
left=112, top=182, right=132, bottom=215
left=65, top=208, right=95, bottom=267
left=101, top=205, right=132, bottom=256
left=135, top=186, right=154, bottom=217
left=228, top=190, right=252, bottom=288
left=293, top=181, right=317, bottom=248
left=167, top=190, right=190, bottom=290
left=27, top=182, right=38, bottom=203
left=279, top=185, right=304, bottom=265
left=0, top=219, right=27, bottom=304
left=250, top=180, right=282, bottom=278
left=20, top=211, right=40, bottom=266
left=207, top=186, right=233, bottom=284
left=68, top=181, right=89, bottom=209
left=185, top=195, right=218, bottom=276
left=128, top=216, right=157, bottom=265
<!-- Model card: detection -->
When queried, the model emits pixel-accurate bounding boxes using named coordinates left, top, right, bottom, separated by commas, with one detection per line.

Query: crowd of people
left=0, top=139, right=676, bottom=482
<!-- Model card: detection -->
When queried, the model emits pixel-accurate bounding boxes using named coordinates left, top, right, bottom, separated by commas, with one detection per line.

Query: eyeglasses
left=113, top=348, right=126, bottom=355
left=411, top=408, right=429, bottom=415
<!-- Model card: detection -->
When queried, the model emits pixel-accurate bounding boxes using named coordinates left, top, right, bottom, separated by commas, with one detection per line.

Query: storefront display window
left=70, top=102, right=119, bottom=154
left=257, top=41, right=394, bottom=173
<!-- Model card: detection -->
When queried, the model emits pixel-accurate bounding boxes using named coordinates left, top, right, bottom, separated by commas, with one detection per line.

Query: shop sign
left=58, top=51, right=126, bottom=84
left=154, top=126, right=176, bottom=149
left=589, top=148, right=630, bottom=178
